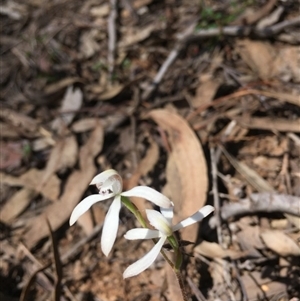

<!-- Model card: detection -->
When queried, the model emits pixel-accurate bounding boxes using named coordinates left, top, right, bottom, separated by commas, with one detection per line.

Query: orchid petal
left=146, top=209, right=172, bottom=236
left=124, top=228, right=160, bottom=240
left=121, top=186, right=173, bottom=208
left=172, top=205, right=214, bottom=232
left=69, top=193, right=114, bottom=226
left=160, top=207, right=174, bottom=224
left=90, top=169, right=122, bottom=194
left=101, top=195, right=122, bottom=256
left=123, top=236, right=166, bottom=278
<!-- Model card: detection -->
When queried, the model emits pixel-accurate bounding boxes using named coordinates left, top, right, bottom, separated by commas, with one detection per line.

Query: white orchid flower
left=69, top=169, right=173, bottom=256
left=123, top=205, right=214, bottom=278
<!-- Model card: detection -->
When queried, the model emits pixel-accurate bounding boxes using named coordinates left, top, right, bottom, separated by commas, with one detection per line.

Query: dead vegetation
left=0, top=0, right=300, bottom=300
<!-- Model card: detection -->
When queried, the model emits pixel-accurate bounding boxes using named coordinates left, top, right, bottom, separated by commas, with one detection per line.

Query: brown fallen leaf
left=191, top=79, right=220, bottom=108
left=0, top=141, right=24, bottom=170
left=44, top=78, right=82, bottom=95
left=260, top=230, right=300, bottom=257
left=23, top=122, right=104, bottom=249
left=71, top=118, right=97, bottom=133
left=237, top=39, right=275, bottom=80
left=0, top=122, right=19, bottom=138
left=1, top=168, right=60, bottom=202
left=194, top=240, right=245, bottom=260
left=272, top=46, right=300, bottom=83
left=233, top=115, right=300, bottom=133
left=119, top=24, right=156, bottom=48
left=126, top=135, right=159, bottom=189
left=90, top=4, right=109, bottom=17
left=79, top=30, right=100, bottom=59
left=148, top=109, right=208, bottom=243
left=0, top=188, right=37, bottom=223
left=52, top=86, right=83, bottom=132
left=241, top=271, right=286, bottom=300
left=0, top=108, right=40, bottom=138
left=40, top=135, right=78, bottom=187
left=98, top=84, right=125, bottom=101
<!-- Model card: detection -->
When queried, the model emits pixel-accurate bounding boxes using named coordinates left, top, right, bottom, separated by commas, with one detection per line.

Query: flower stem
left=121, top=196, right=188, bottom=300
left=121, top=196, right=174, bottom=267
left=175, top=270, right=189, bottom=301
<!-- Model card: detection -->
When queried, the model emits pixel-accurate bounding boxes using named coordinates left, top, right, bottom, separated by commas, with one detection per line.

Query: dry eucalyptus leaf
left=234, top=115, right=300, bottom=133
left=261, top=230, right=300, bottom=256
left=52, top=86, right=83, bottom=131
left=1, top=168, right=60, bottom=202
left=191, top=79, right=220, bottom=108
left=23, top=122, right=104, bottom=248
left=71, top=118, right=97, bottom=133
left=79, top=29, right=100, bottom=59
left=148, top=109, right=208, bottom=242
left=98, top=84, right=125, bottom=101
left=0, top=108, right=40, bottom=138
left=44, top=78, right=82, bottom=95
left=194, top=241, right=245, bottom=260
left=90, top=4, right=109, bottom=17
left=40, top=135, right=78, bottom=187
left=237, top=40, right=275, bottom=80
left=119, top=24, right=156, bottom=48
left=0, top=188, right=37, bottom=223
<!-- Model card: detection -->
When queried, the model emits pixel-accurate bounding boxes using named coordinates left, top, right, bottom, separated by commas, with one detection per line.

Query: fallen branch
left=220, top=192, right=300, bottom=221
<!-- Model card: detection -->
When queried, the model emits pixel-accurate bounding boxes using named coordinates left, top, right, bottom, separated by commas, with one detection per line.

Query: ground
left=0, top=0, right=300, bottom=300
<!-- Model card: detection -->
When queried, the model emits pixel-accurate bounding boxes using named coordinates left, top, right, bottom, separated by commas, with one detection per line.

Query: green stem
left=121, top=196, right=174, bottom=267
left=121, top=196, right=187, bottom=300
left=175, top=270, right=189, bottom=301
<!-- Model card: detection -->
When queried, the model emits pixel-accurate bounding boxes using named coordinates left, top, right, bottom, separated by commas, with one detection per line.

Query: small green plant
left=196, top=1, right=249, bottom=30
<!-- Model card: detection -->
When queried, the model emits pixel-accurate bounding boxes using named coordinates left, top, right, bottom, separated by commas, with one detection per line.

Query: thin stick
left=108, top=0, right=118, bottom=79
left=210, top=147, right=222, bottom=245
left=186, top=276, right=207, bottom=301
left=141, top=20, right=198, bottom=100
left=141, top=16, right=300, bottom=100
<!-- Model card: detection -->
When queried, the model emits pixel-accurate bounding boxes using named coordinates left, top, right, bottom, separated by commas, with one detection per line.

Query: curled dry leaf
left=148, top=109, right=208, bottom=242
left=260, top=230, right=300, bottom=257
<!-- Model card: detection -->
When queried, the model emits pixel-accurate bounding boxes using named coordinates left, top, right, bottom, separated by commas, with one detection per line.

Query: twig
left=219, top=192, right=300, bottom=221
left=185, top=16, right=300, bottom=41
left=210, top=147, right=222, bottom=245
left=108, top=0, right=118, bottom=79
left=186, top=276, right=207, bottom=301
left=233, top=261, right=248, bottom=301
left=142, top=16, right=300, bottom=100
left=215, top=120, right=237, bottom=163
left=141, top=20, right=198, bottom=100
left=61, top=222, right=103, bottom=263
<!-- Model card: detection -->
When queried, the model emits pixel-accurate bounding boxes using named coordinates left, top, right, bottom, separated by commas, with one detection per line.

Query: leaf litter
left=1, top=0, right=300, bottom=300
